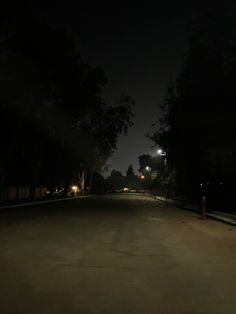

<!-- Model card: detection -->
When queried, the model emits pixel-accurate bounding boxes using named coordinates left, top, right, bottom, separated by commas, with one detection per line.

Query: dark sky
left=30, top=1, right=208, bottom=175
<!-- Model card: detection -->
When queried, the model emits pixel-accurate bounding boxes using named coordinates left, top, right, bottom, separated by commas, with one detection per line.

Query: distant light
left=157, top=149, right=163, bottom=155
left=140, top=175, right=145, bottom=180
left=123, top=187, right=129, bottom=192
left=146, top=166, right=150, bottom=171
left=200, top=183, right=203, bottom=186
left=72, top=186, right=78, bottom=192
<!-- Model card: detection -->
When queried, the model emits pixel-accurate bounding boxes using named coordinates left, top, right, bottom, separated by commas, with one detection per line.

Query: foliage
left=0, top=18, right=133, bottom=197
left=90, top=172, right=108, bottom=194
left=126, top=165, right=135, bottom=179
left=106, top=170, right=126, bottom=191
left=138, top=154, right=153, bottom=173
left=150, top=3, right=236, bottom=199
left=125, top=165, right=139, bottom=189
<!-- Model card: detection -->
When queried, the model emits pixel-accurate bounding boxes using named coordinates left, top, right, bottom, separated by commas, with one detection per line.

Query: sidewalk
left=145, top=193, right=236, bottom=226
left=207, top=211, right=236, bottom=226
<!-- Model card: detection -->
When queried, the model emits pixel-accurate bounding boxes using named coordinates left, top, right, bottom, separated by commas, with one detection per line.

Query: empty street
left=1, top=194, right=236, bottom=314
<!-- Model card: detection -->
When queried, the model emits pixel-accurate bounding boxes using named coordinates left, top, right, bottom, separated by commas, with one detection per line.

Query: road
left=1, top=193, right=236, bottom=314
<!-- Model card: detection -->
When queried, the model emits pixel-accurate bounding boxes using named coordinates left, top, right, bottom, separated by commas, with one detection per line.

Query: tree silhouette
left=150, top=2, right=236, bottom=203
left=0, top=18, right=133, bottom=200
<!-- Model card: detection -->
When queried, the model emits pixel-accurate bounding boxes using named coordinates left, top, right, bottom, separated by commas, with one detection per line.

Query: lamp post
left=157, top=149, right=167, bottom=179
left=145, top=166, right=152, bottom=182
left=71, top=185, right=78, bottom=196
left=139, top=175, right=145, bottom=189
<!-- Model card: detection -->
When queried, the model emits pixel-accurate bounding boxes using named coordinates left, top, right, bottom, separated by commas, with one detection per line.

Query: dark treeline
left=96, top=165, right=139, bottom=192
left=0, top=13, right=133, bottom=200
left=88, top=165, right=140, bottom=194
left=149, top=2, right=236, bottom=208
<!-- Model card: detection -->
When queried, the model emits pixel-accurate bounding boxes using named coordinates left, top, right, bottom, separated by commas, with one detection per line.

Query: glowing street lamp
left=71, top=186, right=78, bottom=195
left=157, top=148, right=167, bottom=177
left=157, top=148, right=166, bottom=156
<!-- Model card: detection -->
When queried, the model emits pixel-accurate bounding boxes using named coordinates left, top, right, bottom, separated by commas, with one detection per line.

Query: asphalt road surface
left=1, top=193, right=236, bottom=314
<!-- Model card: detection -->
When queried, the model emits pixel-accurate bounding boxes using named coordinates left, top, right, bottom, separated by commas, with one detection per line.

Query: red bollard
left=201, top=196, right=206, bottom=219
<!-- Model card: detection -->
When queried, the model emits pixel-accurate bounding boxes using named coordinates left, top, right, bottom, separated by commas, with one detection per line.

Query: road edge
left=143, top=193, right=236, bottom=226
left=0, top=196, right=89, bottom=211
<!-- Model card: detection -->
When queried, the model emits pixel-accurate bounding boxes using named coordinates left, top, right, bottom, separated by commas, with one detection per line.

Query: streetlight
left=71, top=186, right=78, bottom=196
left=145, top=166, right=152, bottom=184
left=157, top=148, right=167, bottom=178
left=157, top=149, right=166, bottom=156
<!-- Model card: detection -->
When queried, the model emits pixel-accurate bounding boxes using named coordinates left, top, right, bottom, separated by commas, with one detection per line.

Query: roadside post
left=201, top=196, right=206, bottom=219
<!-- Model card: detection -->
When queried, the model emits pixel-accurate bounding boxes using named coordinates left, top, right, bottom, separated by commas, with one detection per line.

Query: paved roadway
left=1, top=193, right=236, bottom=314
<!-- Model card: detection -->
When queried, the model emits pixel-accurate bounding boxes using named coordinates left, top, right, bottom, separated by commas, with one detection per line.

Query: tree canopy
left=150, top=2, right=236, bottom=202
left=0, top=18, right=133, bottom=197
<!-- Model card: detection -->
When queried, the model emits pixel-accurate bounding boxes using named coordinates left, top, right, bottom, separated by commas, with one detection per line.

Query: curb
left=144, top=193, right=236, bottom=227
left=206, top=213, right=236, bottom=226
left=0, top=195, right=89, bottom=211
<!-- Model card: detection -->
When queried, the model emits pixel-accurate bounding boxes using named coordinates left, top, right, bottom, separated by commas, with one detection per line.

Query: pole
left=201, top=196, right=206, bottom=219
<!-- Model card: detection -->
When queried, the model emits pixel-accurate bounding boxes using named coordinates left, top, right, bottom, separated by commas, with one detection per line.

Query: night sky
left=29, top=1, right=209, bottom=175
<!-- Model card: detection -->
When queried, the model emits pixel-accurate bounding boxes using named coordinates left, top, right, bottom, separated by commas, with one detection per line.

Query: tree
left=150, top=3, right=236, bottom=201
left=78, top=167, right=87, bottom=195
left=125, top=165, right=138, bottom=189
left=0, top=18, right=134, bottom=200
left=90, top=172, right=108, bottom=194
left=126, top=165, right=135, bottom=179
left=77, top=95, right=134, bottom=171
left=137, top=154, right=166, bottom=190
left=106, top=170, right=126, bottom=191
left=138, top=154, right=153, bottom=173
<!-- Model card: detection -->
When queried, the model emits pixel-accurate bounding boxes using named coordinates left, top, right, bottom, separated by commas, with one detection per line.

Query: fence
left=1, top=186, right=48, bottom=202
